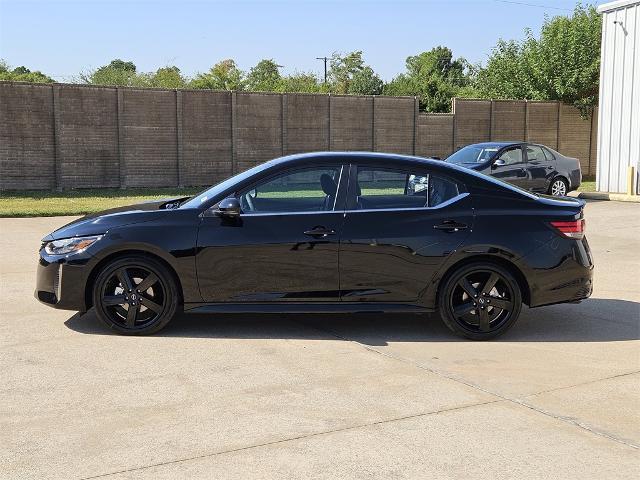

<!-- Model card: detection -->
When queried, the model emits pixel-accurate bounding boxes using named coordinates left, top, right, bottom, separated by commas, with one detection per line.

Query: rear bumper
left=524, top=236, right=593, bottom=308
left=568, top=167, right=582, bottom=191
left=35, top=249, right=92, bottom=311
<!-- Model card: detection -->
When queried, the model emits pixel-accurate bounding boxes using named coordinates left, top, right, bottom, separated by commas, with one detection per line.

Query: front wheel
left=549, top=177, right=569, bottom=196
left=438, top=262, right=522, bottom=340
left=92, top=255, right=179, bottom=335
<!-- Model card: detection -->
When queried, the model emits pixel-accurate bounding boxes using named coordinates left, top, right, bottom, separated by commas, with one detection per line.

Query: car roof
left=266, top=151, right=444, bottom=168
left=464, top=141, right=523, bottom=148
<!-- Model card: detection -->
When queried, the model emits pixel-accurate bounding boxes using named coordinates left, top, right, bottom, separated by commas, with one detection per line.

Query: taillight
left=550, top=219, right=585, bottom=239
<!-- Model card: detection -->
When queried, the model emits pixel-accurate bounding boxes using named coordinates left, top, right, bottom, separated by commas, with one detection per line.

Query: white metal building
left=596, top=0, right=640, bottom=193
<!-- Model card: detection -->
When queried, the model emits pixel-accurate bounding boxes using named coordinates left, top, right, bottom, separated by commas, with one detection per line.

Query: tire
left=438, top=262, right=522, bottom=340
left=92, top=255, right=178, bottom=335
left=549, top=177, right=569, bottom=196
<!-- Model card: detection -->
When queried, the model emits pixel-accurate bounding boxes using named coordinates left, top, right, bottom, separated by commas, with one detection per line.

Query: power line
left=491, top=0, right=573, bottom=11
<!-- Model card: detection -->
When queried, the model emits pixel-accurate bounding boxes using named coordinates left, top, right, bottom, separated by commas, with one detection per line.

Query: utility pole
left=316, top=56, right=328, bottom=84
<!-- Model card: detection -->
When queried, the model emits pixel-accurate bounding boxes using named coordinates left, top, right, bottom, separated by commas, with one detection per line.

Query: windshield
left=180, top=161, right=275, bottom=209
left=446, top=145, right=499, bottom=165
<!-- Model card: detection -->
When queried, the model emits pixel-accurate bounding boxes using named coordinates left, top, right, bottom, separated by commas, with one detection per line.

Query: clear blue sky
left=0, top=0, right=583, bottom=82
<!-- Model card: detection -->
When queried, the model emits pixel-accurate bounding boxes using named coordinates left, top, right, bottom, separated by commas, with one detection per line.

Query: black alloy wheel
left=439, top=262, right=522, bottom=340
left=93, top=256, right=178, bottom=335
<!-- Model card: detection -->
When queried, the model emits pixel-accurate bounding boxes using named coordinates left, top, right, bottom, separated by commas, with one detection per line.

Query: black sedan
left=36, top=152, right=593, bottom=340
left=444, top=142, right=582, bottom=196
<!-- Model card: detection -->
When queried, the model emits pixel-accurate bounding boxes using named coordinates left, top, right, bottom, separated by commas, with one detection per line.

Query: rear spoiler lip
left=535, top=193, right=585, bottom=209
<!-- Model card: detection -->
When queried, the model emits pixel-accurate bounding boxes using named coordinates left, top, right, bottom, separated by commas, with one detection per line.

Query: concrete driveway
left=1, top=200, right=638, bottom=479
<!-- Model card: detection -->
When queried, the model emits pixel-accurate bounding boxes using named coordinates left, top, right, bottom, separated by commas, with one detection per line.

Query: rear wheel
left=438, top=262, right=522, bottom=340
left=92, top=255, right=178, bottom=335
left=549, top=177, right=568, bottom=196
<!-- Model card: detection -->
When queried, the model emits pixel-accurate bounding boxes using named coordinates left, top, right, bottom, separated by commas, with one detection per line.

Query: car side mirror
left=215, top=197, right=241, bottom=218
left=493, top=158, right=506, bottom=168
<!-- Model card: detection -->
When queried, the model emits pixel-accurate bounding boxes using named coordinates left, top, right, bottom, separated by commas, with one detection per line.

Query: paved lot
left=1, top=200, right=639, bottom=479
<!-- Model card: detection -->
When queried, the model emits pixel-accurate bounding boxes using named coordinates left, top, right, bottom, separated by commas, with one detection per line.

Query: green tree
left=348, top=66, right=383, bottom=95
left=328, top=51, right=382, bottom=94
left=476, top=4, right=601, bottom=114
left=474, top=40, right=535, bottom=99
left=278, top=72, right=327, bottom=93
left=190, top=59, right=245, bottom=90
left=0, top=60, right=54, bottom=83
left=149, top=66, right=186, bottom=89
left=246, top=59, right=282, bottom=91
left=384, top=46, right=472, bottom=112
left=82, top=58, right=144, bottom=86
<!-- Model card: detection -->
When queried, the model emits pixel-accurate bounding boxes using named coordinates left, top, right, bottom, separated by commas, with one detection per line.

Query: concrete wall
left=1, top=83, right=56, bottom=190
left=0, top=83, right=598, bottom=190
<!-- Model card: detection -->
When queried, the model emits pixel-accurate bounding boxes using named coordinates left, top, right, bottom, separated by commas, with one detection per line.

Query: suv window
left=239, top=166, right=341, bottom=213
left=355, top=167, right=459, bottom=210
left=526, top=145, right=546, bottom=162
left=496, top=147, right=523, bottom=165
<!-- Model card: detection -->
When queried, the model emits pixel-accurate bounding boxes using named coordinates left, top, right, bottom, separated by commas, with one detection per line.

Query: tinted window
left=497, top=147, right=523, bottom=165
left=526, top=145, right=546, bottom=162
left=181, top=160, right=276, bottom=208
left=446, top=145, right=500, bottom=164
left=355, top=167, right=459, bottom=210
left=239, top=167, right=341, bottom=213
left=429, top=175, right=460, bottom=207
left=542, top=147, right=556, bottom=161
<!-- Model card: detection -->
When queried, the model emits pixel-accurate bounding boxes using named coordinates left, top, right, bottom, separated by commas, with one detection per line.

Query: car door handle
left=304, top=227, right=336, bottom=238
left=434, top=221, right=468, bottom=232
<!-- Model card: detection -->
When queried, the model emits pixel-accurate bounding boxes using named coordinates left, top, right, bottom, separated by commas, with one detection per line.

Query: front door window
left=239, top=167, right=342, bottom=214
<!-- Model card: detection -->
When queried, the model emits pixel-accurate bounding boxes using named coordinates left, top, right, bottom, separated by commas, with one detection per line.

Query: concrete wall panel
left=491, top=100, right=526, bottom=141
left=416, top=114, right=454, bottom=159
left=453, top=99, right=491, bottom=150
left=526, top=102, right=559, bottom=148
left=374, top=96, right=414, bottom=154
left=181, top=90, right=232, bottom=186
left=330, top=96, right=373, bottom=151
left=234, top=93, right=282, bottom=172
left=285, top=94, right=329, bottom=155
left=558, top=103, right=592, bottom=175
left=0, top=83, right=55, bottom=190
left=120, top=88, right=178, bottom=187
left=56, top=85, right=119, bottom=189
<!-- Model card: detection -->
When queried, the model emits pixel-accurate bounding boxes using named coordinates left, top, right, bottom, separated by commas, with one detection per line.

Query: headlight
left=44, top=235, right=102, bottom=255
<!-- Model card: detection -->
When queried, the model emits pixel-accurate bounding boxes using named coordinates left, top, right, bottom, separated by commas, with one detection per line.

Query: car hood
left=43, top=198, right=184, bottom=241
left=443, top=160, right=486, bottom=171
left=455, top=162, right=485, bottom=171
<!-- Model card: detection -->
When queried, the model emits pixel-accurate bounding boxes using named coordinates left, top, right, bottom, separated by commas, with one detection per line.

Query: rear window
left=542, top=147, right=556, bottom=161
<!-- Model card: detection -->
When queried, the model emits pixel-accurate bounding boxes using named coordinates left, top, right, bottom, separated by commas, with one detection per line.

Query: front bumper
left=35, top=248, right=93, bottom=311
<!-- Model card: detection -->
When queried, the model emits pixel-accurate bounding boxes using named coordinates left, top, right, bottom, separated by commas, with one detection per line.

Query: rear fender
left=419, top=247, right=532, bottom=309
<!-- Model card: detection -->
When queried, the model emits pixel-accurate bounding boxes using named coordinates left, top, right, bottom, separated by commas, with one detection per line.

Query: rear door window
left=526, top=145, right=546, bottom=162
left=354, top=167, right=460, bottom=210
